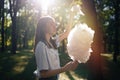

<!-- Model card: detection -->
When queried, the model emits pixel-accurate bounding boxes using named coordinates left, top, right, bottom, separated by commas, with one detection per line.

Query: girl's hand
left=58, top=25, right=72, bottom=42
left=62, top=60, right=79, bottom=72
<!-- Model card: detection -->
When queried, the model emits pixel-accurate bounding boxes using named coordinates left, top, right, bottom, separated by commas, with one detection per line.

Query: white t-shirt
left=34, top=41, right=60, bottom=77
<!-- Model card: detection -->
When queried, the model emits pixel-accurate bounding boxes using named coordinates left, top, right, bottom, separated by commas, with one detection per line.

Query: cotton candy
left=67, top=23, right=95, bottom=63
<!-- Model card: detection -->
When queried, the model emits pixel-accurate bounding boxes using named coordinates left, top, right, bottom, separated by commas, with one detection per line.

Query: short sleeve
left=35, top=42, right=49, bottom=71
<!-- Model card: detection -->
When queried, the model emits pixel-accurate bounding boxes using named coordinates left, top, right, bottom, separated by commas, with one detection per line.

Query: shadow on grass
left=18, top=55, right=36, bottom=80
left=0, top=49, right=36, bottom=80
left=59, top=52, right=120, bottom=80
left=0, top=50, right=120, bottom=80
left=65, top=71, right=75, bottom=80
left=74, top=63, right=89, bottom=79
left=59, top=52, right=89, bottom=80
left=101, top=54, right=120, bottom=80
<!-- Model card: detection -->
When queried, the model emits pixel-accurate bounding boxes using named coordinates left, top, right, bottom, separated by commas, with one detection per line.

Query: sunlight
left=59, top=71, right=87, bottom=80
left=35, top=0, right=55, bottom=14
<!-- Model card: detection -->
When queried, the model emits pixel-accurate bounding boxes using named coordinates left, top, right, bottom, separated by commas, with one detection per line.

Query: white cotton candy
left=67, top=23, right=95, bottom=63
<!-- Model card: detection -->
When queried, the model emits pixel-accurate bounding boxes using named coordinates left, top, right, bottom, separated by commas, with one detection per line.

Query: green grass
left=0, top=49, right=120, bottom=80
left=0, top=49, right=36, bottom=80
left=100, top=54, right=120, bottom=80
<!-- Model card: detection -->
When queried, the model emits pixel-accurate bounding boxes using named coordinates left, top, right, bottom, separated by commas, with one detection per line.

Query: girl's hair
left=34, top=16, right=57, bottom=52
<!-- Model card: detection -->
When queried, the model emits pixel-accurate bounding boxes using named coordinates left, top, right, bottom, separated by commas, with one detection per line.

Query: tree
left=8, top=0, right=19, bottom=54
left=113, top=0, right=120, bottom=62
left=9, top=0, right=26, bottom=53
left=0, top=0, right=5, bottom=52
left=81, top=0, right=103, bottom=80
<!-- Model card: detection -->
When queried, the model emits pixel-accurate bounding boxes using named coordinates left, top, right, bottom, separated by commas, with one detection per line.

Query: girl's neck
left=45, top=33, right=51, bottom=43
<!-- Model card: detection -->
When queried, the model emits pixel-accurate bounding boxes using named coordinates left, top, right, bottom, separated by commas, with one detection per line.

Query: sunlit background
left=0, top=0, right=120, bottom=80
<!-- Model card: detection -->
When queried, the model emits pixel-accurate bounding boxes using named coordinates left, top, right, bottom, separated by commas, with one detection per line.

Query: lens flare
left=35, top=0, right=55, bottom=14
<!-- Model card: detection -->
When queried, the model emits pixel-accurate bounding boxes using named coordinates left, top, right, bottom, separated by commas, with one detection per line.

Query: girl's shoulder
left=37, top=41, right=46, bottom=48
left=35, top=41, right=48, bottom=53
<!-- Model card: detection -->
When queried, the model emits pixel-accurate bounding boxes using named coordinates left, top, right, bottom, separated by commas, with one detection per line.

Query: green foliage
left=95, top=0, right=120, bottom=53
left=0, top=0, right=119, bottom=53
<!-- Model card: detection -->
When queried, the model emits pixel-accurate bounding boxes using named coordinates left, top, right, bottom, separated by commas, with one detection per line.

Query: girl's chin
left=50, top=33, right=56, bottom=36
left=52, top=32, right=56, bottom=35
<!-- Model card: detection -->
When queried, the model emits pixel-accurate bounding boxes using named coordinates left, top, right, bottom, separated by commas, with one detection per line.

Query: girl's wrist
left=60, top=67, right=66, bottom=72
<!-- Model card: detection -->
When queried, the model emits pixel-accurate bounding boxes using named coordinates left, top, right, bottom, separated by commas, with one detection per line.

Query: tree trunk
left=113, top=0, right=120, bottom=62
left=81, top=0, right=103, bottom=80
left=9, top=0, right=19, bottom=54
left=23, top=29, right=28, bottom=48
left=11, top=17, right=17, bottom=54
left=0, top=0, right=5, bottom=52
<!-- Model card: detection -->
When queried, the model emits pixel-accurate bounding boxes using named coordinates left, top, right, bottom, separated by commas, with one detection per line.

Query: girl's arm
left=58, top=25, right=72, bottom=42
left=40, top=61, right=78, bottom=78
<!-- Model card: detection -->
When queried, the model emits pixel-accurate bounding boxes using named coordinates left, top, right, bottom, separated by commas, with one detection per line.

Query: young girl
left=34, top=16, right=78, bottom=80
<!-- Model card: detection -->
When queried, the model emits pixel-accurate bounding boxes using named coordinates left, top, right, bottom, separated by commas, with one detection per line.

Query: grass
left=0, top=49, right=120, bottom=80
left=0, top=49, right=36, bottom=80
left=100, top=54, right=120, bottom=80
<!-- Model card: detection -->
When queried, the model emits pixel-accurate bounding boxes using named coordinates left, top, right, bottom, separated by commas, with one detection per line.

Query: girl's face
left=46, top=19, right=56, bottom=35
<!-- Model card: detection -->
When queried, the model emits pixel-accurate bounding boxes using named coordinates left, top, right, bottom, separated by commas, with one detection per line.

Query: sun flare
left=35, top=0, right=55, bottom=14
